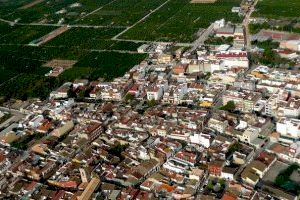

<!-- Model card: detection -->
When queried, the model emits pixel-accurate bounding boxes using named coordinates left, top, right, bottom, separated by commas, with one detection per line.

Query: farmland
left=253, top=0, right=300, bottom=19
left=44, top=27, right=143, bottom=50
left=0, top=0, right=114, bottom=24
left=0, top=25, right=56, bottom=44
left=79, top=0, right=167, bottom=26
left=74, top=51, right=147, bottom=80
left=44, top=27, right=125, bottom=49
left=0, top=0, right=241, bottom=100
left=0, top=46, right=145, bottom=100
left=120, top=0, right=241, bottom=42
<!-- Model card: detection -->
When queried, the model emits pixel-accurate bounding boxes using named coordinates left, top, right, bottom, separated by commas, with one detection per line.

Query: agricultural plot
left=43, top=27, right=142, bottom=51
left=0, top=44, right=89, bottom=99
left=0, top=0, right=113, bottom=24
left=120, top=0, right=242, bottom=42
left=0, top=25, right=56, bottom=44
left=74, top=51, right=147, bottom=80
left=0, top=44, right=145, bottom=99
left=0, top=0, right=33, bottom=15
left=0, top=69, right=18, bottom=85
left=0, top=73, right=55, bottom=100
left=253, top=0, right=300, bottom=19
left=0, top=22, right=17, bottom=36
left=78, top=0, right=167, bottom=26
left=0, top=0, right=242, bottom=100
left=44, top=27, right=124, bottom=49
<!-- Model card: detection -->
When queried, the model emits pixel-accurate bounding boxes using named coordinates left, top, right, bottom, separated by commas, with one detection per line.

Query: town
left=0, top=0, right=300, bottom=200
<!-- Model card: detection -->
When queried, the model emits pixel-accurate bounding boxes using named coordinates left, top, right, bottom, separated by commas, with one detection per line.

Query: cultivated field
left=79, top=0, right=167, bottom=26
left=0, top=25, right=56, bottom=44
left=120, top=0, right=242, bottom=42
left=0, top=0, right=114, bottom=24
left=253, top=0, right=300, bottom=19
left=0, top=0, right=241, bottom=100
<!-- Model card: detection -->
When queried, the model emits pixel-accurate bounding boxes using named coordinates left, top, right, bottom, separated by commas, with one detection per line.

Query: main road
left=243, top=0, right=259, bottom=51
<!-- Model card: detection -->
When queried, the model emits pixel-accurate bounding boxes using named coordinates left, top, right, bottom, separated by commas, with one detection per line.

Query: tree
left=78, top=90, right=85, bottom=99
left=219, top=101, right=236, bottom=112
left=67, top=88, right=77, bottom=98
left=147, top=99, right=156, bottom=107
left=125, top=93, right=134, bottom=103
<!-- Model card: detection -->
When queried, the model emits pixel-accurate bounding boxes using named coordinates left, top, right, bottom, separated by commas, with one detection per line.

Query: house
left=49, top=82, right=71, bottom=99
left=216, top=51, right=249, bottom=69
left=73, top=79, right=89, bottom=89
left=208, top=115, right=229, bottom=133
left=238, top=126, right=259, bottom=144
left=221, top=192, right=237, bottom=200
left=173, top=64, right=188, bottom=75
left=190, top=133, right=212, bottom=148
left=241, top=151, right=276, bottom=186
left=174, top=151, right=198, bottom=166
left=231, top=7, right=241, bottom=13
left=221, top=167, right=236, bottom=180
left=222, top=90, right=262, bottom=113
left=276, top=49, right=298, bottom=60
left=77, top=178, right=100, bottom=200
left=280, top=40, right=300, bottom=52
left=276, top=118, right=300, bottom=139
left=157, top=54, right=172, bottom=64
left=208, top=160, right=225, bottom=177
left=216, top=26, right=235, bottom=38
left=278, top=98, right=300, bottom=118
left=268, top=142, right=300, bottom=164
left=146, top=85, right=163, bottom=100
left=50, top=121, right=74, bottom=138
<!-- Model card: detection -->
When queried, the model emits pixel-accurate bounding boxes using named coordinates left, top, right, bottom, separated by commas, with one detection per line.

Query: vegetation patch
left=44, top=27, right=124, bottom=49
left=253, top=0, right=300, bottom=19
left=121, top=0, right=242, bottom=42
left=74, top=51, right=147, bottom=81
left=251, top=40, right=294, bottom=67
left=0, top=25, right=56, bottom=44
left=275, top=164, right=300, bottom=194
left=0, top=0, right=114, bottom=24
left=78, top=0, right=167, bottom=26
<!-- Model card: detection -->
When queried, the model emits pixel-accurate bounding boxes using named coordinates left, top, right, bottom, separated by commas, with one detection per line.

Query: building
left=216, top=51, right=249, bottom=69
left=222, top=90, right=262, bottom=113
left=147, top=85, right=163, bottom=101
left=208, top=160, right=224, bottom=177
left=77, top=177, right=100, bottom=200
left=276, top=118, right=300, bottom=139
left=280, top=40, right=300, bottom=51
left=238, top=126, right=259, bottom=144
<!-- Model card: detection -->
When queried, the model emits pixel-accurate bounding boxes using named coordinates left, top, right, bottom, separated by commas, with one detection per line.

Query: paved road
left=0, top=17, right=127, bottom=29
left=18, top=22, right=127, bottom=29
left=76, top=0, right=119, bottom=21
left=113, top=38, right=192, bottom=47
left=91, top=49, right=143, bottom=54
left=190, top=23, right=215, bottom=52
left=243, top=0, right=259, bottom=51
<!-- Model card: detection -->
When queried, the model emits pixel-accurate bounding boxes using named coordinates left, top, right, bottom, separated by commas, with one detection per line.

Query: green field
left=253, top=0, right=300, bottom=19
left=44, top=27, right=124, bottom=49
left=74, top=51, right=146, bottom=80
left=0, top=0, right=242, bottom=100
left=120, top=0, right=241, bottom=42
left=0, top=0, right=114, bottom=24
left=43, top=27, right=142, bottom=50
left=78, top=0, right=166, bottom=26
left=0, top=69, right=18, bottom=85
left=0, top=44, right=145, bottom=100
left=0, top=25, right=56, bottom=44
